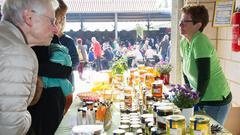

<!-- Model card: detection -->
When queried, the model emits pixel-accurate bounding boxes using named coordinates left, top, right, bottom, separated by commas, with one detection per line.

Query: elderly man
left=0, top=0, right=58, bottom=134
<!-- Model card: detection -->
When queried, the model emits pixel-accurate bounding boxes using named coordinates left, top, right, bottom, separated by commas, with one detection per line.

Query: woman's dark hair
left=181, top=4, right=209, bottom=32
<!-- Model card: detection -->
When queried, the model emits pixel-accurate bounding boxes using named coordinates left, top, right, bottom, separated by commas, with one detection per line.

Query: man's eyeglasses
left=179, top=19, right=194, bottom=25
left=31, top=10, right=56, bottom=26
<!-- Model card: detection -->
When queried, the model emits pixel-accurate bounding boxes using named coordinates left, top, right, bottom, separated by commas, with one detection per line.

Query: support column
left=114, top=13, right=118, bottom=40
left=170, top=0, right=184, bottom=84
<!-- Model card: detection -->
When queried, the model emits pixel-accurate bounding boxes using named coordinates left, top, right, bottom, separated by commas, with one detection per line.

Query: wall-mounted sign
left=213, top=0, right=235, bottom=27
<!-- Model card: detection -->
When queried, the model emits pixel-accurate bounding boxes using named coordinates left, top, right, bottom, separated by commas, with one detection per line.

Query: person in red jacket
left=92, top=37, right=102, bottom=71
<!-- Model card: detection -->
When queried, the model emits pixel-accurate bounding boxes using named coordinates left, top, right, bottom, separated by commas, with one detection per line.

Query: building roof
left=65, top=0, right=170, bottom=13
left=65, top=0, right=171, bottom=22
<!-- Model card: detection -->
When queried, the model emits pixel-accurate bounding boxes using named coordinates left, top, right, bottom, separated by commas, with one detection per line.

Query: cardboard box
left=224, top=103, right=240, bottom=135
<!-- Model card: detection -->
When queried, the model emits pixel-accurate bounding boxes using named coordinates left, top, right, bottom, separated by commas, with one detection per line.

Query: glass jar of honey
left=152, top=80, right=163, bottom=98
left=157, top=106, right=173, bottom=130
left=166, top=115, right=186, bottom=135
left=190, top=115, right=210, bottom=135
left=137, top=64, right=145, bottom=70
left=144, top=73, right=155, bottom=89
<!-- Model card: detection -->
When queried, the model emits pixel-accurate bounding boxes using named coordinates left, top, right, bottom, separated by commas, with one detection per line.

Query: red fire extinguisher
left=232, top=12, right=240, bottom=52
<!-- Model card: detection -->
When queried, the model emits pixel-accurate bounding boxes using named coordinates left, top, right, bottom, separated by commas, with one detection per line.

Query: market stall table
left=55, top=97, right=232, bottom=135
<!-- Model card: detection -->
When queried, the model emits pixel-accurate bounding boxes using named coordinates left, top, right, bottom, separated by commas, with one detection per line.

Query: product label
left=153, top=88, right=160, bottom=93
left=157, top=116, right=166, bottom=123
left=170, top=128, right=182, bottom=135
left=194, top=130, right=207, bottom=135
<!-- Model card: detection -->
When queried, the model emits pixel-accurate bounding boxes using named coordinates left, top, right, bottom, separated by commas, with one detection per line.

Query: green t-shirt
left=180, top=31, right=230, bottom=101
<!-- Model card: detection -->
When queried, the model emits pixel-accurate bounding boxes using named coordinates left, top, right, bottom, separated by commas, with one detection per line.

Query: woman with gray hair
left=0, top=0, right=58, bottom=134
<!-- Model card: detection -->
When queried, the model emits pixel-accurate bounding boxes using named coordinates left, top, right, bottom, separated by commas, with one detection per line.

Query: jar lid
left=141, top=114, right=153, bottom=118
left=120, top=120, right=130, bottom=124
left=190, top=115, right=210, bottom=124
left=125, top=132, right=134, bottom=135
left=145, top=118, right=154, bottom=123
left=147, top=122, right=154, bottom=127
left=157, top=106, right=173, bottom=112
left=166, top=115, right=185, bottom=121
left=151, top=127, right=157, bottom=132
left=119, top=124, right=129, bottom=129
left=113, top=129, right=125, bottom=134
left=152, top=80, right=163, bottom=84
left=130, top=124, right=141, bottom=129
left=86, top=101, right=94, bottom=105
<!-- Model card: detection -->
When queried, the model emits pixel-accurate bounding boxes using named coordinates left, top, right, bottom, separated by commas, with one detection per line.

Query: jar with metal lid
left=113, top=129, right=126, bottom=135
left=150, top=127, right=158, bottom=135
left=130, top=121, right=141, bottom=125
left=86, top=101, right=94, bottom=110
left=147, top=122, right=154, bottom=135
left=130, top=124, right=142, bottom=133
left=141, top=114, right=153, bottom=123
left=119, top=125, right=130, bottom=132
left=166, top=115, right=186, bottom=135
left=145, top=94, right=153, bottom=107
left=136, top=128, right=143, bottom=135
left=190, top=115, right=210, bottom=135
left=144, top=73, right=155, bottom=89
left=152, top=80, right=163, bottom=98
left=144, top=118, right=154, bottom=133
left=157, top=106, right=173, bottom=130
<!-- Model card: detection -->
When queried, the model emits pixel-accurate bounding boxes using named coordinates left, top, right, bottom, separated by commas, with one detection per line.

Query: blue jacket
left=42, top=43, right=73, bottom=96
left=59, top=34, right=79, bottom=69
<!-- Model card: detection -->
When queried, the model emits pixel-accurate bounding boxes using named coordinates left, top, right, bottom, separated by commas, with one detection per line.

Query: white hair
left=2, top=0, right=58, bottom=24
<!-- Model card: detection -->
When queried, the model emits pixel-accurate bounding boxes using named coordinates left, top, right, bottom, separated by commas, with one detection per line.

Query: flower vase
left=160, top=73, right=170, bottom=85
left=181, top=107, right=194, bottom=127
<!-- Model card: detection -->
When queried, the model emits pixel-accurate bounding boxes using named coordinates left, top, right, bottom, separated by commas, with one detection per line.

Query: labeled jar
left=166, top=115, right=186, bottom=135
left=157, top=106, right=173, bottom=130
left=145, top=73, right=155, bottom=89
left=190, top=115, right=210, bottom=135
left=152, top=80, right=163, bottom=98
left=130, top=124, right=142, bottom=133
left=120, top=120, right=130, bottom=125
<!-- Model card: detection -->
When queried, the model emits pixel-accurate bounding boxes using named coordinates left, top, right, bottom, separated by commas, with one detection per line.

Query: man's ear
left=22, top=9, right=33, bottom=27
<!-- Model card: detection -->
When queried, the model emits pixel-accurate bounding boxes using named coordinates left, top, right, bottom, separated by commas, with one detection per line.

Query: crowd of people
left=0, top=0, right=231, bottom=135
left=76, top=34, right=171, bottom=73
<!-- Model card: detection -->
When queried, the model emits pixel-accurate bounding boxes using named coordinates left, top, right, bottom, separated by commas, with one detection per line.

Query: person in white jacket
left=0, top=0, right=58, bottom=134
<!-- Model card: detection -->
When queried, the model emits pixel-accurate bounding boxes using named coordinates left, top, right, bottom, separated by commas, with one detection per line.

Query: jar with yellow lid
left=166, top=115, right=186, bottom=135
left=190, top=115, right=210, bottom=135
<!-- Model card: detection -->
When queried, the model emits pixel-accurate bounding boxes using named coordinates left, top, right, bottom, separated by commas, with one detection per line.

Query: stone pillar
left=170, top=0, right=184, bottom=84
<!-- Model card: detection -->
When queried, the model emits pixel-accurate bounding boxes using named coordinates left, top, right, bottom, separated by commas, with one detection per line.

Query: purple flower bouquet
left=164, top=84, right=199, bottom=108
